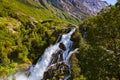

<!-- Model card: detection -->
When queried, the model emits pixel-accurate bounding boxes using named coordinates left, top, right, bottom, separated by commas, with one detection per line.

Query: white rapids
left=2, top=28, right=78, bottom=80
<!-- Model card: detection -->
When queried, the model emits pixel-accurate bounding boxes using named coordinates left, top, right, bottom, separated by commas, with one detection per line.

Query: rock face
left=80, top=0, right=108, bottom=15
left=38, top=0, right=108, bottom=20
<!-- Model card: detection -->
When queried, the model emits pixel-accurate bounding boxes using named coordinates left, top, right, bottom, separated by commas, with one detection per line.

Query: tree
left=83, top=6, right=120, bottom=54
left=80, top=5, right=120, bottom=80
left=116, top=0, right=120, bottom=6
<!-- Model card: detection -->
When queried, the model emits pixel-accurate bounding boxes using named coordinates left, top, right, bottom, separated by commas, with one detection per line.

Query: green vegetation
left=70, top=3, right=120, bottom=80
left=38, top=0, right=83, bottom=25
left=0, top=0, right=120, bottom=80
left=0, top=0, right=71, bottom=78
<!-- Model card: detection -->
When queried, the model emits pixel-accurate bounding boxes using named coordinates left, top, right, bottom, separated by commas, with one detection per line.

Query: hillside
left=37, top=0, right=108, bottom=20
left=75, top=3, right=120, bottom=80
left=0, top=0, right=71, bottom=77
left=0, top=0, right=119, bottom=80
left=20, top=0, right=108, bottom=24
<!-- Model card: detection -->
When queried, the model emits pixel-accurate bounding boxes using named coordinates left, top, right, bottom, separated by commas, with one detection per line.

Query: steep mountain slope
left=80, top=0, right=108, bottom=15
left=77, top=5, right=120, bottom=80
left=37, top=0, right=108, bottom=20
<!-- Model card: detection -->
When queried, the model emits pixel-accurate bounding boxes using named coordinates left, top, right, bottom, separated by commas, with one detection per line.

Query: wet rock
left=65, top=27, right=71, bottom=33
left=50, top=50, right=63, bottom=65
left=43, top=69, right=54, bottom=80
left=59, top=43, right=66, bottom=51
left=43, top=62, right=70, bottom=80
left=51, top=53, right=59, bottom=64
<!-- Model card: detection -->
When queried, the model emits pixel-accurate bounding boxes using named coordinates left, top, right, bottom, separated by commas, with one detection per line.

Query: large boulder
left=59, top=43, right=66, bottom=51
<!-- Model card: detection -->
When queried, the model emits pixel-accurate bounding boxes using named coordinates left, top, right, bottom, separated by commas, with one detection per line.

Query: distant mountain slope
left=17, top=0, right=108, bottom=24
left=37, top=0, right=108, bottom=20
left=80, top=0, right=108, bottom=15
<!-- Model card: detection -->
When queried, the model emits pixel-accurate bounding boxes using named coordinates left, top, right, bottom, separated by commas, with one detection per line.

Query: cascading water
left=28, top=28, right=77, bottom=80
left=4, top=28, right=78, bottom=80
left=28, top=44, right=60, bottom=80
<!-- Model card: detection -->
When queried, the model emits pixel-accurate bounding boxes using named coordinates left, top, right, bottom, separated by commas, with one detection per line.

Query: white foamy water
left=28, top=44, right=60, bottom=80
left=2, top=28, right=78, bottom=80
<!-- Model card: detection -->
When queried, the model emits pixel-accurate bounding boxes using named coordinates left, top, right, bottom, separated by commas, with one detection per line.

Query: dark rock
left=50, top=50, right=63, bottom=65
left=59, top=43, right=66, bottom=51
left=43, top=62, right=69, bottom=80
left=65, top=27, right=71, bottom=33
left=51, top=53, right=59, bottom=64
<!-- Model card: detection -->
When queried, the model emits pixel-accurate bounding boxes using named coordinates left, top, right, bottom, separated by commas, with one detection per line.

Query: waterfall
left=4, top=28, right=78, bottom=80
left=28, top=28, right=77, bottom=80
left=28, top=44, right=60, bottom=80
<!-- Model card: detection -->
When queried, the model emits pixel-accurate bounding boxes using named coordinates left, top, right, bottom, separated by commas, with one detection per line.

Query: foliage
left=0, top=0, right=120, bottom=80
left=74, top=4, right=120, bottom=80
left=83, top=6, right=120, bottom=54
left=0, top=0, right=71, bottom=78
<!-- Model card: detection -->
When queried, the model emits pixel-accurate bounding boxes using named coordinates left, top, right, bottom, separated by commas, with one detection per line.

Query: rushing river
left=3, top=28, right=78, bottom=80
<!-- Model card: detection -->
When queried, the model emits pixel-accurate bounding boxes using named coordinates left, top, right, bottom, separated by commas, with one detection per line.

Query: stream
left=2, top=28, right=78, bottom=80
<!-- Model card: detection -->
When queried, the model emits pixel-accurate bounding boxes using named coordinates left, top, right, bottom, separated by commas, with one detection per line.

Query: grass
left=0, top=0, right=81, bottom=78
